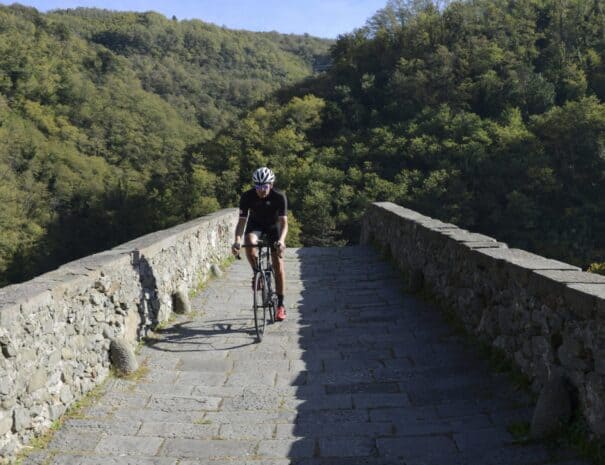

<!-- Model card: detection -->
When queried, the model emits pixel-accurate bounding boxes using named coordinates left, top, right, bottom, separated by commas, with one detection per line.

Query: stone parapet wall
left=362, top=202, right=605, bottom=436
left=0, top=209, right=238, bottom=458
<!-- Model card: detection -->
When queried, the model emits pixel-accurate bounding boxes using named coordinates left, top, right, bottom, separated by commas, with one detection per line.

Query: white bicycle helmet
left=252, top=167, right=275, bottom=184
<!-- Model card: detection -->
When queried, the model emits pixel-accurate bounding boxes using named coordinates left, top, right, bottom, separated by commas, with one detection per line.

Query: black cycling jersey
left=239, top=188, right=287, bottom=227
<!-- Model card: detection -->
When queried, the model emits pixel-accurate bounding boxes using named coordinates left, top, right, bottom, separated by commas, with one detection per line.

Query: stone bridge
left=1, top=203, right=602, bottom=464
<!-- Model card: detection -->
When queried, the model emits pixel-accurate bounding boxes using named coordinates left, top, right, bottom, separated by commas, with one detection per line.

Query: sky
left=1, top=0, right=388, bottom=38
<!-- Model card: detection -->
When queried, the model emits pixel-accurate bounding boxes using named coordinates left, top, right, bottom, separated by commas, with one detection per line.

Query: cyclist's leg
left=268, top=224, right=285, bottom=298
left=244, top=219, right=265, bottom=269
left=271, top=250, right=285, bottom=293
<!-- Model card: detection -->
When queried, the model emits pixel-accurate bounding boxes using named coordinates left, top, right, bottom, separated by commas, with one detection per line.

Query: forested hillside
left=0, top=4, right=331, bottom=285
left=2, top=0, right=605, bottom=286
left=202, top=0, right=605, bottom=270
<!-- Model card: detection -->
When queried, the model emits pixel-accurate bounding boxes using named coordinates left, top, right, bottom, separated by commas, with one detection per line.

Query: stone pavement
left=25, top=246, right=589, bottom=465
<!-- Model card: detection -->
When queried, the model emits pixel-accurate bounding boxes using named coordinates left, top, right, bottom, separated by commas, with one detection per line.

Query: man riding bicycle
left=232, top=167, right=288, bottom=321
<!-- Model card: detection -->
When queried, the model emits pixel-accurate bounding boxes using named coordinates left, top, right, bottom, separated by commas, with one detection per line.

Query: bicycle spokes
left=246, top=239, right=277, bottom=342
left=253, top=272, right=267, bottom=341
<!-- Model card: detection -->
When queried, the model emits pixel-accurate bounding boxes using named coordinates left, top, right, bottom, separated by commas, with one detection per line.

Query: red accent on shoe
left=275, top=305, right=286, bottom=321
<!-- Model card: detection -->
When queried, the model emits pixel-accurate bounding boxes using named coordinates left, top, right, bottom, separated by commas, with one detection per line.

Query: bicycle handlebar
left=234, top=241, right=279, bottom=260
left=239, top=241, right=272, bottom=248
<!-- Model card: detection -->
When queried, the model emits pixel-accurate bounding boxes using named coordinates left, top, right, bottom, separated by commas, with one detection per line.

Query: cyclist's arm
left=235, top=192, right=249, bottom=246
left=278, top=216, right=288, bottom=245
left=277, top=192, right=288, bottom=246
left=234, top=216, right=247, bottom=245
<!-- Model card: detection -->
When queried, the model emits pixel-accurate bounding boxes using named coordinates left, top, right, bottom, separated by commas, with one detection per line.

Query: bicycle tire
left=270, top=294, right=278, bottom=323
left=265, top=271, right=276, bottom=323
left=253, top=272, right=267, bottom=341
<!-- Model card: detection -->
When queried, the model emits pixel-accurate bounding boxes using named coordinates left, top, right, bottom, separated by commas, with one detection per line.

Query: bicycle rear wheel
left=253, top=272, right=267, bottom=341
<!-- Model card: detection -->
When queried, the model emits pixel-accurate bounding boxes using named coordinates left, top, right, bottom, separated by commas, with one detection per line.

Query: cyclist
left=232, top=167, right=288, bottom=321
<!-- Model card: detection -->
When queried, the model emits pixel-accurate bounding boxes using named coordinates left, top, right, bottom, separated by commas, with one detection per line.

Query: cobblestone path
left=27, top=246, right=588, bottom=464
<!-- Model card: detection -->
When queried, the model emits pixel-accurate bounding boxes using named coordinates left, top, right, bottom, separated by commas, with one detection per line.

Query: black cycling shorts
left=245, top=220, right=280, bottom=243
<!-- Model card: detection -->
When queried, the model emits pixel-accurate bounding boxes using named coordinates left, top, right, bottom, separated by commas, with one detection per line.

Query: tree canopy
left=0, top=4, right=330, bottom=284
left=203, top=0, right=605, bottom=269
left=2, top=0, right=605, bottom=285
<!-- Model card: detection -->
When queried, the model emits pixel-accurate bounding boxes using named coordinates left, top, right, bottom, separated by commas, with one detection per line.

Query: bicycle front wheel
left=265, top=271, right=277, bottom=323
left=253, top=272, right=267, bottom=341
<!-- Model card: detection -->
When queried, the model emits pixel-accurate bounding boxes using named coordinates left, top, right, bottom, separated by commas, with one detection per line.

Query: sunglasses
left=255, top=183, right=271, bottom=190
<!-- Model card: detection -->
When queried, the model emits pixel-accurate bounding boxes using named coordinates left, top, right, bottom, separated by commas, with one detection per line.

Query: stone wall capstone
left=0, top=208, right=238, bottom=459
left=362, top=202, right=605, bottom=437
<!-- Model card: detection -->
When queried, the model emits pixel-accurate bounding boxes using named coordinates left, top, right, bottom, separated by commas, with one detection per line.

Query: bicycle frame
left=238, top=239, right=277, bottom=341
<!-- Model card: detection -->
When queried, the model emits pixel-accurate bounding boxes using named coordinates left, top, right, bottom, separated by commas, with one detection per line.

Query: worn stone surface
left=17, top=246, right=587, bottom=464
left=0, top=209, right=237, bottom=458
left=362, top=201, right=605, bottom=438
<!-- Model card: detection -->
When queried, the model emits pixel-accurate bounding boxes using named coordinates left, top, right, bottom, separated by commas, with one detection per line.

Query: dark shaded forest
left=1, top=0, right=605, bottom=285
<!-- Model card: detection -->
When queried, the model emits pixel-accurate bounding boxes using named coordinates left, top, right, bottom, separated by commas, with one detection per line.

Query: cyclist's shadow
left=144, top=316, right=259, bottom=353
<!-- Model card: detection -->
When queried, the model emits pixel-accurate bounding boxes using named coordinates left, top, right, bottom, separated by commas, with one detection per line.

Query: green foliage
left=0, top=4, right=330, bottom=284
left=201, top=0, right=605, bottom=268
left=3, top=0, right=605, bottom=283
left=587, top=263, right=605, bottom=276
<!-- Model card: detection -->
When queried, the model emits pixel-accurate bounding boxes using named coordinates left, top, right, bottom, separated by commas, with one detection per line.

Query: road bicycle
left=237, top=238, right=278, bottom=341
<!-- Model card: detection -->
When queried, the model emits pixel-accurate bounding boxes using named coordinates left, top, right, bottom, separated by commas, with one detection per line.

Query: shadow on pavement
left=144, top=319, right=258, bottom=353
left=284, top=246, right=578, bottom=465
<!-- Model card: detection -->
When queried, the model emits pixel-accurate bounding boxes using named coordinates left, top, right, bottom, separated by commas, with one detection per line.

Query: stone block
left=48, top=431, right=102, bottom=452
left=61, top=348, right=74, bottom=361
left=584, top=372, right=605, bottom=436
left=0, top=410, right=13, bottom=435
left=59, top=250, right=131, bottom=277
left=530, top=332, right=549, bottom=352
left=372, top=202, right=424, bottom=221
left=529, top=271, right=567, bottom=299
left=479, top=248, right=579, bottom=272
left=557, top=337, right=589, bottom=370
left=109, top=338, right=138, bottom=375
left=159, top=438, right=256, bottom=458
left=219, top=423, right=274, bottom=440
left=13, top=407, right=30, bottom=432
left=258, top=439, right=316, bottom=458
left=124, top=309, right=141, bottom=343
left=595, top=350, right=605, bottom=375
left=49, top=404, right=66, bottom=421
left=210, top=264, right=223, bottom=278
left=530, top=375, right=572, bottom=438
left=318, top=436, right=374, bottom=457
left=408, top=268, right=424, bottom=293
left=60, top=385, right=73, bottom=404
left=453, top=427, right=513, bottom=451
left=173, top=290, right=190, bottom=314
left=0, top=376, right=13, bottom=396
left=443, top=229, right=499, bottom=245
left=0, top=303, right=20, bottom=327
left=535, top=269, right=605, bottom=285
left=0, top=438, right=20, bottom=457
left=565, top=283, right=605, bottom=319
left=95, top=435, right=163, bottom=455
left=1, top=341, right=16, bottom=359
left=27, top=369, right=47, bottom=393
left=377, top=435, right=457, bottom=458
left=146, top=395, right=221, bottom=412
